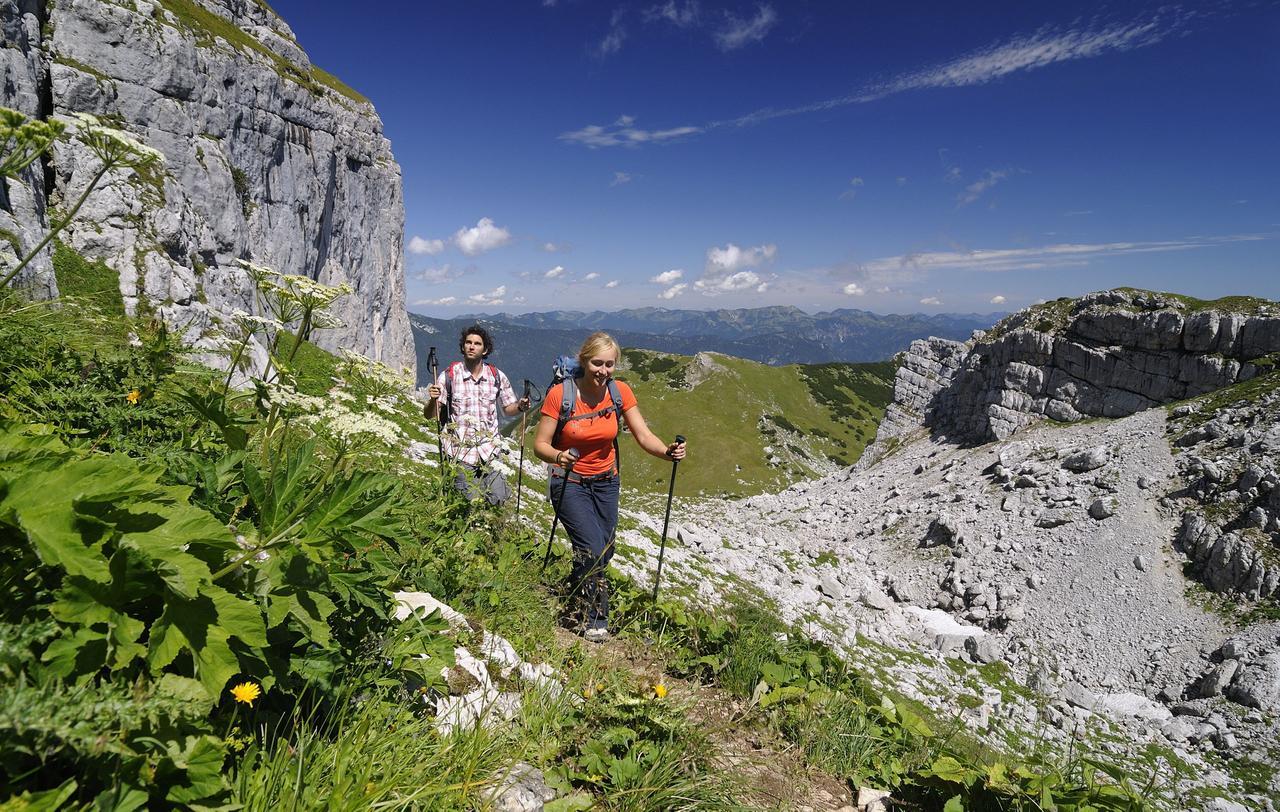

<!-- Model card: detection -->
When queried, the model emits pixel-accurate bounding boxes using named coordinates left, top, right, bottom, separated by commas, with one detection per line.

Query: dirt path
left=556, top=628, right=854, bottom=811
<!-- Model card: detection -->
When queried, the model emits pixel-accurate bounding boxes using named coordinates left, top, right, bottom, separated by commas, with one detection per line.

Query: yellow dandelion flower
left=595, top=682, right=605, bottom=693
left=230, top=681, right=261, bottom=706
left=125, top=389, right=141, bottom=405
left=653, top=683, right=668, bottom=699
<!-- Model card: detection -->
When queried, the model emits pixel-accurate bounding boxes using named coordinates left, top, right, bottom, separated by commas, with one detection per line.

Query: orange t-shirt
left=541, top=380, right=637, bottom=476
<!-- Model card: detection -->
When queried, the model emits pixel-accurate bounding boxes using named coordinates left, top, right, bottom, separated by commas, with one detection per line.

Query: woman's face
left=584, top=349, right=617, bottom=386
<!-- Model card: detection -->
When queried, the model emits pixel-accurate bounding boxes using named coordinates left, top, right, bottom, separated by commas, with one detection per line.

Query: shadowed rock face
left=874, top=290, right=1280, bottom=449
left=0, top=0, right=414, bottom=373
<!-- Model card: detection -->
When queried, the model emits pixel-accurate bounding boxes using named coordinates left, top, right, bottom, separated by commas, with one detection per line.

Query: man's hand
left=427, top=384, right=442, bottom=400
left=517, top=396, right=531, bottom=412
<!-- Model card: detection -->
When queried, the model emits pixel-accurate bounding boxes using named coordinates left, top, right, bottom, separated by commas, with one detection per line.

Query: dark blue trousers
left=549, top=474, right=619, bottom=630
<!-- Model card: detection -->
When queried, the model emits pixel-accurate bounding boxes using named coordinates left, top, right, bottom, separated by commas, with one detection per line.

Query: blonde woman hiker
left=425, top=325, right=531, bottom=504
left=533, top=331, right=686, bottom=642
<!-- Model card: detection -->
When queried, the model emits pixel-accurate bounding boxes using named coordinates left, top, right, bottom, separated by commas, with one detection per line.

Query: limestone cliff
left=0, top=0, right=414, bottom=371
left=872, top=289, right=1280, bottom=450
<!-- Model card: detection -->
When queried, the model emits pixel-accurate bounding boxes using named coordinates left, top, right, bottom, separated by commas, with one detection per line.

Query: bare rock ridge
left=1, top=0, right=414, bottom=371
left=875, top=289, right=1280, bottom=449
left=593, top=288, right=1280, bottom=806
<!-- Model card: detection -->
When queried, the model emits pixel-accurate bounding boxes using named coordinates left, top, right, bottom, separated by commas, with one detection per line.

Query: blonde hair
left=577, top=331, right=621, bottom=370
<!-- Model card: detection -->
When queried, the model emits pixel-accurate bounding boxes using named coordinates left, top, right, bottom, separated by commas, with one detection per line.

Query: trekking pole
left=514, top=379, right=531, bottom=519
left=427, top=346, right=442, bottom=464
left=651, top=435, right=685, bottom=602
left=540, top=448, right=580, bottom=571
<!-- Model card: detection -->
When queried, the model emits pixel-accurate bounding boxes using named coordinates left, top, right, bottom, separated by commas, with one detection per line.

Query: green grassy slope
left=522, top=349, right=896, bottom=498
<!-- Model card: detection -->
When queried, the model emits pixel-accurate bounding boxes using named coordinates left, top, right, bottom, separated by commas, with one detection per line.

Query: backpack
left=548, top=355, right=625, bottom=472
left=441, top=360, right=499, bottom=425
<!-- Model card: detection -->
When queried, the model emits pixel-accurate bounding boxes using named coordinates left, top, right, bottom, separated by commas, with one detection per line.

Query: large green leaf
left=164, top=735, right=228, bottom=804
left=244, top=440, right=316, bottom=537
left=117, top=498, right=233, bottom=600
left=146, top=586, right=265, bottom=695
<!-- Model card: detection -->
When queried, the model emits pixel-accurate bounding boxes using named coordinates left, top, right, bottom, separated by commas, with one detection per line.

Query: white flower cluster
left=307, top=404, right=403, bottom=448
left=230, top=308, right=285, bottom=335
left=264, top=380, right=327, bottom=416
left=338, top=349, right=414, bottom=397
left=261, top=378, right=404, bottom=452
left=276, top=274, right=353, bottom=309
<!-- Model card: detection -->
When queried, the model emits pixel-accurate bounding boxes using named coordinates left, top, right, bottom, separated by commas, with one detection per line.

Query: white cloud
left=583, top=272, right=600, bottom=281
left=920, top=296, right=943, bottom=306
left=467, top=286, right=507, bottom=306
left=839, top=176, right=865, bottom=201
left=414, top=296, right=457, bottom=306
left=413, top=264, right=465, bottom=284
left=944, top=166, right=963, bottom=184
left=563, top=10, right=1185, bottom=147
left=713, top=4, right=778, bottom=51
left=605, top=280, right=620, bottom=288
left=897, top=176, right=908, bottom=186
left=453, top=217, right=511, bottom=256
left=544, top=265, right=565, bottom=279
left=858, top=235, right=1265, bottom=280
left=756, top=281, right=769, bottom=293
left=843, top=282, right=866, bottom=296
left=611, top=171, right=633, bottom=186
left=542, top=241, right=564, bottom=252
left=659, top=283, right=688, bottom=299
left=650, top=268, right=684, bottom=285
left=959, top=168, right=1011, bottom=205
left=645, top=1, right=700, bottom=27
left=696, top=242, right=776, bottom=295
left=407, top=235, right=445, bottom=255
left=560, top=115, right=702, bottom=149
left=1064, top=210, right=1094, bottom=217
left=698, top=270, right=761, bottom=293
left=705, top=242, right=776, bottom=275
left=597, top=8, right=627, bottom=57
left=990, top=294, right=1007, bottom=304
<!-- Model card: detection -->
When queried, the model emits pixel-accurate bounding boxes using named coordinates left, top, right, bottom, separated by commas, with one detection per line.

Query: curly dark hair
left=459, top=324, right=493, bottom=357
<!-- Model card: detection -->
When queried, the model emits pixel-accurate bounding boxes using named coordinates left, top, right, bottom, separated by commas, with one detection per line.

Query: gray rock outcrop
left=2, top=0, right=414, bottom=372
left=871, top=290, right=1280, bottom=451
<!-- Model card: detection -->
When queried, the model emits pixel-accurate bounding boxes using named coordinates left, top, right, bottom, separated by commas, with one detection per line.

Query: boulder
left=1088, top=498, right=1116, bottom=520
left=1062, top=445, right=1109, bottom=473
left=1225, top=652, right=1280, bottom=711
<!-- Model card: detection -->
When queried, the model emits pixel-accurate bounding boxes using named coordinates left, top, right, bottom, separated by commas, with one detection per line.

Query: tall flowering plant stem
left=1, top=112, right=164, bottom=289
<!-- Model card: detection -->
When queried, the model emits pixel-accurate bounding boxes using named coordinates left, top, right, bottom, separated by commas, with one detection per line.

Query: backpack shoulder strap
left=441, top=361, right=463, bottom=424
left=552, top=377, right=577, bottom=446
left=606, top=379, right=625, bottom=423
left=607, top=379, right=624, bottom=474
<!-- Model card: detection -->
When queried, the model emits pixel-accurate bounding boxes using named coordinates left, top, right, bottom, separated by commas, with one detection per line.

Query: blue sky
left=269, top=0, right=1279, bottom=315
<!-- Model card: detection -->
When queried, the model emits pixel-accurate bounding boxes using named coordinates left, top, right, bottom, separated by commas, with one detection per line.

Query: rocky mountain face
left=1, top=0, right=413, bottom=371
left=875, top=289, right=1280, bottom=448
left=579, top=289, right=1280, bottom=808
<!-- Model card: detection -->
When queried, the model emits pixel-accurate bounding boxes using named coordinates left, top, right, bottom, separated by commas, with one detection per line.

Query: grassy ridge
left=528, top=349, right=895, bottom=498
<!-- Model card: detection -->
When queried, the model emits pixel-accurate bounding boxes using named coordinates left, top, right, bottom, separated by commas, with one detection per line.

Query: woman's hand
left=665, top=438, right=686, bottom=461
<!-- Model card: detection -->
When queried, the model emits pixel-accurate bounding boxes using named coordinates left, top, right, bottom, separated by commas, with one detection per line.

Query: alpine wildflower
left=230, top=681, right=262, bottom=706
left=125, top=389, right=141, bottom=405
left=653, top=683, right=668, bottom=699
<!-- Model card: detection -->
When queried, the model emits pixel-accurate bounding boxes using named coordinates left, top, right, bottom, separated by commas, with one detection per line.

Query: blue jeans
left=548, top=474, right=619, bottom=630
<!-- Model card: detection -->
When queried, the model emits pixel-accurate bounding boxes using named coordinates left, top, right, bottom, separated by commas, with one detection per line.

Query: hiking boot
left=582, top=627, right=611, bottom=644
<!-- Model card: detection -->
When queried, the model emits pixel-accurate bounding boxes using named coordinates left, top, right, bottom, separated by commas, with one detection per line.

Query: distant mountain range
left=409, top=306, right=1000, bottom=389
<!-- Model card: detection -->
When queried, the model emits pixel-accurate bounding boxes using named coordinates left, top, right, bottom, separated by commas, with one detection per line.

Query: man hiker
left=425, top=325, right=530, bottom=504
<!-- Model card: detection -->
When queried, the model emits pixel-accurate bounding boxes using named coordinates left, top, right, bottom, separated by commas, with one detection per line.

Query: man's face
left=462, top=333, right=486, bottom=360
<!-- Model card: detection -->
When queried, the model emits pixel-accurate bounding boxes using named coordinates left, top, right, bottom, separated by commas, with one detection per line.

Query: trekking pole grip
left=668, top=434, right=686, bottom=460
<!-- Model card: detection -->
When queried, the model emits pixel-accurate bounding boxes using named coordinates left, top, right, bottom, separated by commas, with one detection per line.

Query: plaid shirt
left=435, top=362, right=516, bottom=466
